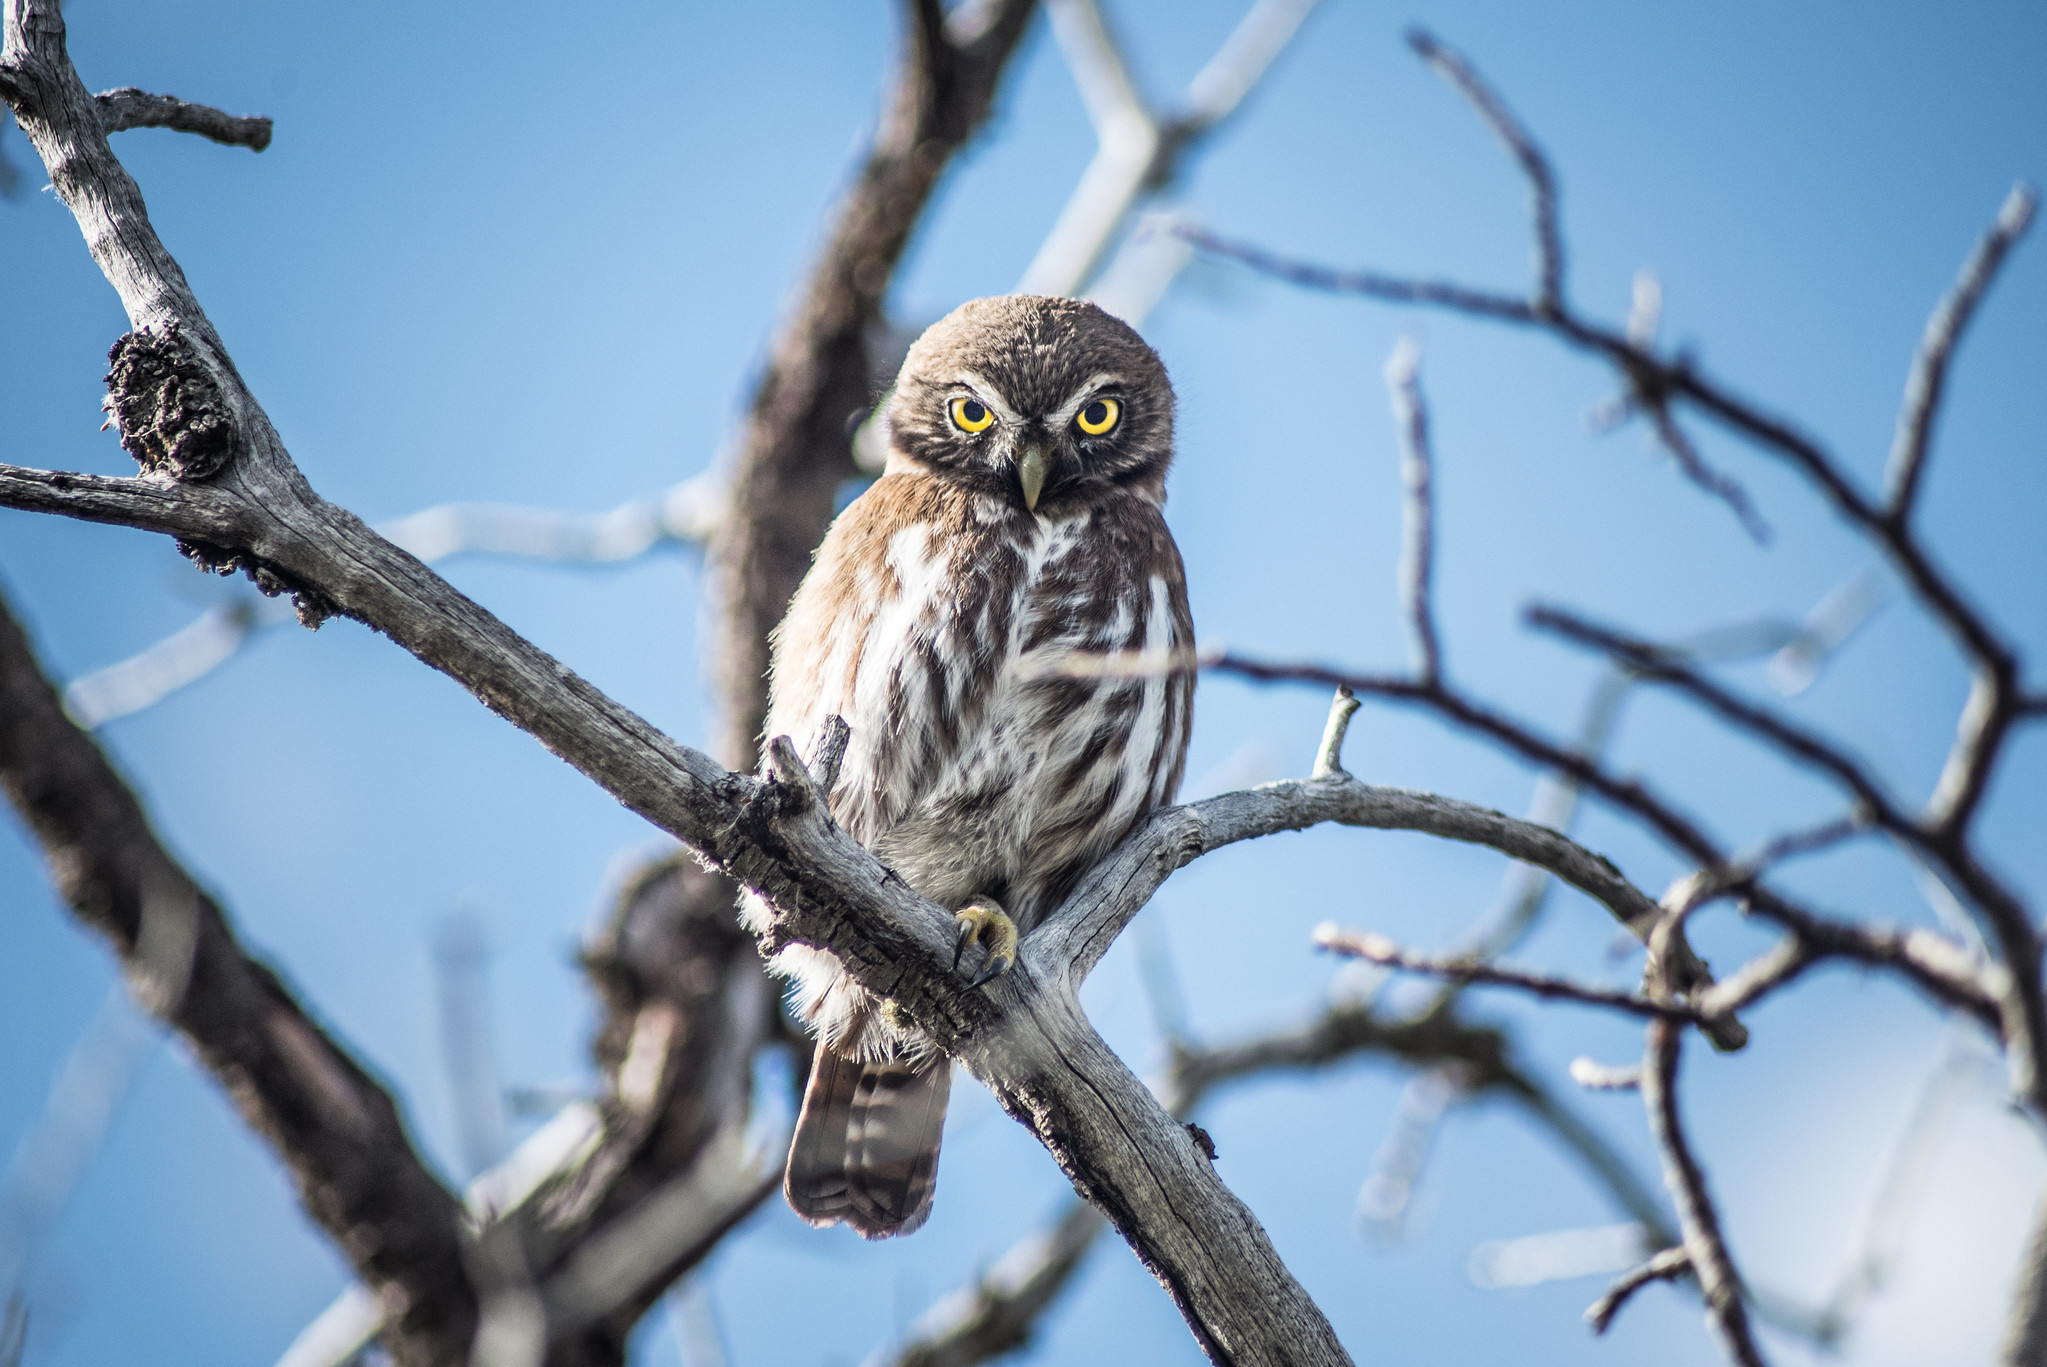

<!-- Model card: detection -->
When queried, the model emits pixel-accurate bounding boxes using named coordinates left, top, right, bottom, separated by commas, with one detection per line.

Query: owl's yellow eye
left=1075, top=397, right=1120, bottom=436
left=950, top=396, right=995, bottom=433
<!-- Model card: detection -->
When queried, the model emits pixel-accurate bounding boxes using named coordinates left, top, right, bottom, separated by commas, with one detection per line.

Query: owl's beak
left=1017, top=445, right=1048, bottom=512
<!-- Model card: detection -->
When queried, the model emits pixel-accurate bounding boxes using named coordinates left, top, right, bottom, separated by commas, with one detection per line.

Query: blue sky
left=2, top=2, right=2044, bottom=1364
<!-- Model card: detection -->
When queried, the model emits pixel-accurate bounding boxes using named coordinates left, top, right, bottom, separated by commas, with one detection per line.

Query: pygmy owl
left=746, top=295, right=1195, bottom=1237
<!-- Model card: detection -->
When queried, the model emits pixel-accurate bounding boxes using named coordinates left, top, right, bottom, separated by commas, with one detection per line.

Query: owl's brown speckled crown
left=886, top=294, right=1175, bottom=510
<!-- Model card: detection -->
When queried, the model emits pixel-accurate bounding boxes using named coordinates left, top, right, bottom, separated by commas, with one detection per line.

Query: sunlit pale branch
left=63, top=473, right=725, bottom=730
left=1585, top=1246, right=1690, bottom=1335
left=1568, top=1058, right=1640, bottom=1092
left=1641, top=1019, right=1765, bottom=1367
left=667, top=1276, right=731, bottom=1367
left=1355, top=1065, right=1460, bottom=1236
left=1883, top=184, right=2037, bottom=521
left=1018, top=0, right=1323, bottom=300
left=1468, top=1223, right=1654, bottom=1294
left=0, top=985, right=156, bottom=1302
left=1315, top=926, right=1715, bottom=1024
left=2006, top=1190, right=2047, bottom=1367
left=1404, top=28, right=1562, bottom=314
left=433, top=913, right=512, bottom=1180
left=1785, top=1044, right=1999, bottom=1347
left=1310, top=683, right=1359, bottom=779
left=1384, top=336, right=1442, bottom=681
left=93, top=86, right=271, bottom=149
left=871, top=1199, right=1108, bottom=1367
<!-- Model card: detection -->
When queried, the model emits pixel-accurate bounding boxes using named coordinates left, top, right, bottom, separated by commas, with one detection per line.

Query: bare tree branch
left=1404, top=28, right=1563, bottom=313
left=1202, top=651, right=2006, bottom=1038
left=1310, top=683, right=1360, bottom=780
left=1018, top=0, right=1323, bottom=300
left=1525, top=604, right=1912, bottom=830
left=1180, top=189, right=2037, bottom=720
left=1384, top=336, right=1442, bottom=681
left=1568, top=1058, right=1641, bottom=1092
left=874, top=1199, right=1108, bottom=1367
left=1585, top=1246, right=1690, bottom=1334
left=93, top=86, right=271, bottom=149
left=2005, top=1186, right=2047, bottom=1367
left=1883, top=184, right=2037, bottom=520
left=1315, top=926, right=1714, bottom=1024
left=1641, top=1019, right=1765, bottom=1367
left=0, top=585, right=478, bottom=1367
left=0, top=9, right=1365, bottom=1358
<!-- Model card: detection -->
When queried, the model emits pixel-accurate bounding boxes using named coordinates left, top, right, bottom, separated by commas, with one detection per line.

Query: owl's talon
left=968, top=952, right=1014, bottom=988
left=952, top=899, right=1017, bottom=987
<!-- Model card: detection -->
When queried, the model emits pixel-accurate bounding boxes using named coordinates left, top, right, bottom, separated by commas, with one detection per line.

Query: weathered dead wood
left=0, top=588, right=477, bottom=1367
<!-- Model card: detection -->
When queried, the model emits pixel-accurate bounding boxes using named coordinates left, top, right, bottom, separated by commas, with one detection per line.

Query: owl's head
left=885, top=295, right=1175, bottom=513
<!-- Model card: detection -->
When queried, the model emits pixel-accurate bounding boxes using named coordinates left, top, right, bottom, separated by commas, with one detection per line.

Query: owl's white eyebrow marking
left=1052, top=372, right=1123, bottom=425
left=951, top=370, right=1022, bottom=426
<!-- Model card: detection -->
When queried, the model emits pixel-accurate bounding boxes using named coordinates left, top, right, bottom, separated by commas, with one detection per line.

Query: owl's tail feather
left=785, top=1045, right=951, bottom=1239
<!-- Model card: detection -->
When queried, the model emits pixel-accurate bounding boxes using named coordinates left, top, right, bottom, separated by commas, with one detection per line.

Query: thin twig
left=1641, top=401, right=1771, bottom=543
left=1384, top=336, right=1442, bottom=680
left=1311, top=684, right=1360, bottom=779
left=1204, top=652, right=2003, bottom=1034
left=1585, top=1246, right=1690, bottom=1334
left=1641, top=1021, right=1767, bottom=1367
left=1569, top=1058, right=1641, bottom=1092
left=1526, top=605, right=1909, bottom=827
left=1884, top=184, right=2038, bottom=520
left=1405, top=29, right=1563, bottom=312
left=1314, top=926, right=1715, bottom=1025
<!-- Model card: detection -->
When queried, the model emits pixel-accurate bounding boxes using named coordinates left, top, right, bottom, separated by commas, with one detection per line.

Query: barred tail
left=784, top=1045, right=951, bottom=1239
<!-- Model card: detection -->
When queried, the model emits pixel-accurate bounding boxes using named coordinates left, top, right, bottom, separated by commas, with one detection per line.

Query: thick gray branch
left=0, top=7, right=1359, bottom=1356
left=1026, top=771, right=1667, bottom=988
left=94, top=86, right=271, bottom=150
left=0, top=587, right=477, bottom=1367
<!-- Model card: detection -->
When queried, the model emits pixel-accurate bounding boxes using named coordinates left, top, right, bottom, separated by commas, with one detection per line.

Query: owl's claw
left=952, top=899, right=1017, bottom=987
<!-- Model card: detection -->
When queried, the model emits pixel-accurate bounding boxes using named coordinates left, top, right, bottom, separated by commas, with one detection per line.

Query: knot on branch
left=175, top=539, right=338, bottom=630
left=104, top=325, right=240, bottom=481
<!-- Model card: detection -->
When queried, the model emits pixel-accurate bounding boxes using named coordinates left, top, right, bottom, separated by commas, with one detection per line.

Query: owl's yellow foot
left=953, top=898, right=1017, bottom=987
